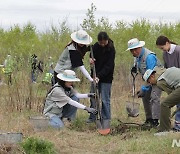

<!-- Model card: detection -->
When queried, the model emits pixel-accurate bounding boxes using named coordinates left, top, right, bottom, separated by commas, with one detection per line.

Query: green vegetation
left=0, top=3, right=180, bottom=154
left=1, top=3, right=180, bottom=66
left=21, top=137, right=56, bottom=154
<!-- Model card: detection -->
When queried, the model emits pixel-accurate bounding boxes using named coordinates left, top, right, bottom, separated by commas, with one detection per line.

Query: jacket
left=91, top=40, right=115, bottom=83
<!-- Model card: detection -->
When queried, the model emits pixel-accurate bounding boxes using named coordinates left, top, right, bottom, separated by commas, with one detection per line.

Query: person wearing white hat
left=54, top=30, right=93, bottom=85
left=143, top=67, right=180, bottom=135
left=127, top=38, right=162, bottom=127
left=43, top=70, right=97, bottom=128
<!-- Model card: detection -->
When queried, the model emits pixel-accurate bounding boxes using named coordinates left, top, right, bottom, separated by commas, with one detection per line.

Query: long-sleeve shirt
left=163, top=44, right=180, bottom=68
left=91, top=40, right=115, bottom=83
left=43, top=84, right=88, bottom=118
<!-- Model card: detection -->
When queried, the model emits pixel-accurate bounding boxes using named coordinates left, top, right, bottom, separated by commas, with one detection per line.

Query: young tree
left=81, top=3, right=97, bottom=31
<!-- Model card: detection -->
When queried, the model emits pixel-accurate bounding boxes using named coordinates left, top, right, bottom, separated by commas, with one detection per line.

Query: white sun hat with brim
left=126, top=38, right=145, bottom=51
left=143, top=69, right=156, bottom=82
left=57, top=70, right=80, bottom=82
left=71, top=30, right=92, bottom=45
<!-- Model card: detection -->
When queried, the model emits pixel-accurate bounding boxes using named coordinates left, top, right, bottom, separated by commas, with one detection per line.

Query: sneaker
left=86, top=118, right=95, bottom=123
left=142, top=119, right=159, bottom=128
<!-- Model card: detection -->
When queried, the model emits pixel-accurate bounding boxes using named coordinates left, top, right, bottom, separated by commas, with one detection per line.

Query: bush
left=21, top=137, right=56, bottom=154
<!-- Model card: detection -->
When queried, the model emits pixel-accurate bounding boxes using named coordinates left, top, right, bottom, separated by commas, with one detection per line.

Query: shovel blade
left=96, top=119, right=111, bottom=135
left=126, top=102, right=140, bottom=117
left=98, top=128, right=111, bottom=135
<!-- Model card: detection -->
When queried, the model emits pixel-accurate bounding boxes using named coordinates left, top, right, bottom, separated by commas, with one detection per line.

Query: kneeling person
left=43, top=70, right=97, bottom=128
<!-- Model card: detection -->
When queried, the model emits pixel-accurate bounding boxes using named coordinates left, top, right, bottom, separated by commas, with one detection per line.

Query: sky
left=0, top=0, right=180, bottom=31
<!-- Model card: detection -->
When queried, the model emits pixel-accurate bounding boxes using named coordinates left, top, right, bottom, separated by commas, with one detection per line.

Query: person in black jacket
left=87, top=32, right=115, bottom=123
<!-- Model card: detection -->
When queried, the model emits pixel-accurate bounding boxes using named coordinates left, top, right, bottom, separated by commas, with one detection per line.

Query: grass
left=1, top=111, right=179, bottom=153
left=0, top=61, right=179, bottom=154
left=0, top=75, right=179, bottom=153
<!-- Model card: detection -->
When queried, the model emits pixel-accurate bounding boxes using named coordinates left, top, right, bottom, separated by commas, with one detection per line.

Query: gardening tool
left=90, top=46, right=110, bottom=135
left=126, top=71, right=140, bottom=117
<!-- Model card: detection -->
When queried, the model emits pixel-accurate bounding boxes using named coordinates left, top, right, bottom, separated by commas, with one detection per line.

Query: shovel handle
left=90, top=46, right=102, bottom=121
left=131, top=72, right=137, bottom=97
left=131, top=71, right=138, bottom=80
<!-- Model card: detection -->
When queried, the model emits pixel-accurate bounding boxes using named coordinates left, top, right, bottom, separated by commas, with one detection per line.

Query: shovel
left=126, top=71, right=140, bottom=117
left=93, top=83, right=110, bottom=135
left=90, top=46, right=110, bottom=135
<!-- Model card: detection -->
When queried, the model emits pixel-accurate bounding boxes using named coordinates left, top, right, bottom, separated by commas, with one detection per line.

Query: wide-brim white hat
left=126, top=38, right=145, bottom=51
left=71, top=30, right=92, bottom=45
left=57, top=70, right=80, bottom=82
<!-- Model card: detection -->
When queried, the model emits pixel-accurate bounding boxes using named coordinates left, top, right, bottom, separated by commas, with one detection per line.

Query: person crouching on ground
left=43, top=70, right=97, bottom=128
left=143, top=67, right=180, bottom=135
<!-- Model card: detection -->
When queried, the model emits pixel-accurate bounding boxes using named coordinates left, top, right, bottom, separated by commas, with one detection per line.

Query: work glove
left=94, top=77, right=99, bottom=84
left=137, top=90, right=145, bottom=98
left=89, top=58, right=95, bottom=65
left=131, top=66, right=137, bottom=74
left=84, top=107, right=97, bottom=115
left=88, top=93, right=96, bottom=98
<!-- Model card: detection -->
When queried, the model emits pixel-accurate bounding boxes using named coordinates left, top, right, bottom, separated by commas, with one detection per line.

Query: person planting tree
left=43, top=70, right=97, bottom=128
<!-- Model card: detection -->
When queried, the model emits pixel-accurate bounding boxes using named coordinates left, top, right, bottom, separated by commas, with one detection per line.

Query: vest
left=136, top=48, right=161, bottom=75
left=54, top=47, right=72, bottom=73
left=43, top=84, right=75, bottom=118
left=158, top=67, right=180, bottom=89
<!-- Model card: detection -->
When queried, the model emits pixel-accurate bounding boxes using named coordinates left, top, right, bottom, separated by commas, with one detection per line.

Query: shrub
left=21, top=137, right=56, bottom=154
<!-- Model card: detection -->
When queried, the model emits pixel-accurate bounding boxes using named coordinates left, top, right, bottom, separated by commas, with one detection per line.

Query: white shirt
left=168, top=44, right=176, bottom=54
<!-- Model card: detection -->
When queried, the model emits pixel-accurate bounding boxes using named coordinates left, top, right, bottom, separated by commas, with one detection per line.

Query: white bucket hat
left=143, top=69, right=155, bottom=81
left=126, top=38, right=145, bottom=51
left=71, top=30, right=92, bottom=45
left=57, top=70, right=80, bottom=82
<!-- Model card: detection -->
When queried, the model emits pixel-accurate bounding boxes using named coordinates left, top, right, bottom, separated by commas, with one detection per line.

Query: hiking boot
left=142, top=119, right=159, bottom=128
left=142, top=119, right=153, bottom=127
left=151, top=119, right=159, bottom=127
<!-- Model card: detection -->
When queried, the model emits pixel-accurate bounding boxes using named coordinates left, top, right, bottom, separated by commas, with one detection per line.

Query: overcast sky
left=0, top=0, right=180, bottom=31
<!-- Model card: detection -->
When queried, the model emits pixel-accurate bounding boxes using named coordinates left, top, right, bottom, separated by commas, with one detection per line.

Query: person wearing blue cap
left=126, top=38, right=162, bottom=127
left=143, top=67, right=180, bottom=135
